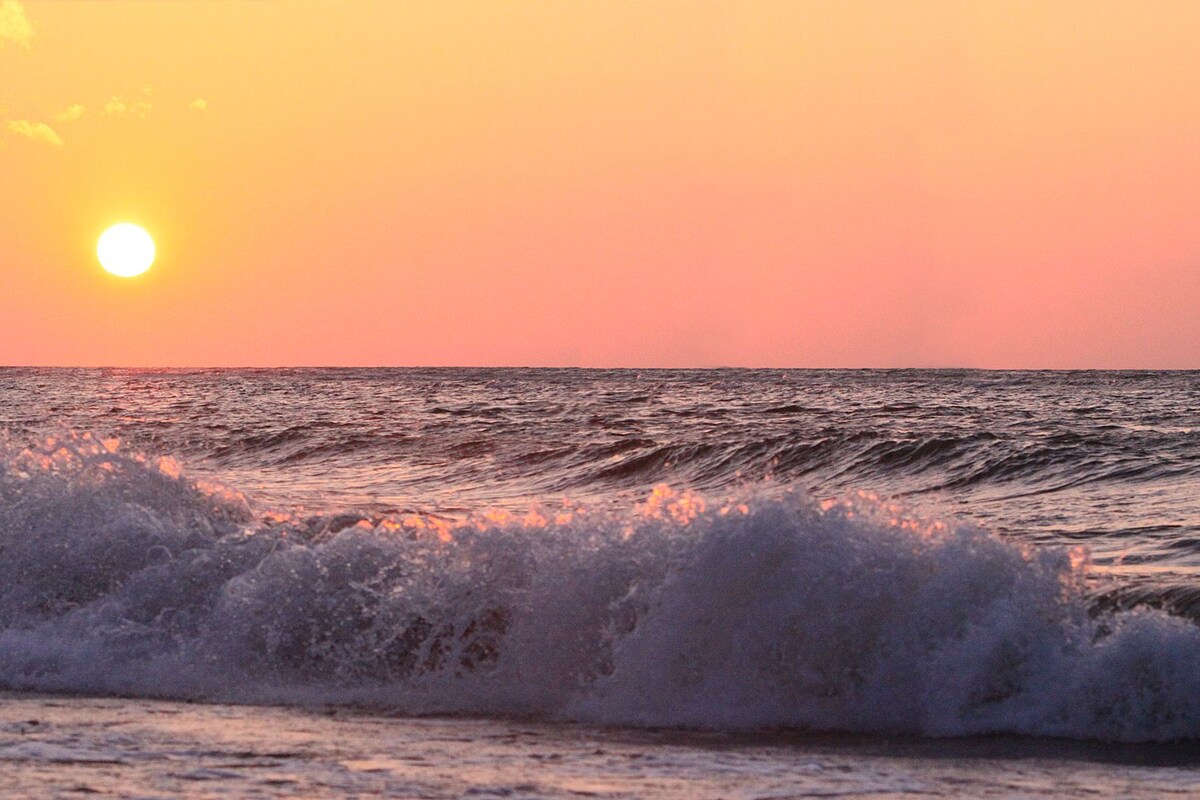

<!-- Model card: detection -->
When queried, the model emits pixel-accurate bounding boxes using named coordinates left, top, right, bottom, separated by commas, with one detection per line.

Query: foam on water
left=1, top=433, right=1199, bottom=742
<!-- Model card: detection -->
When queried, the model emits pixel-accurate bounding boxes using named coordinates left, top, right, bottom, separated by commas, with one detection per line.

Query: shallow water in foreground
left=2, top=694, right=1199, bottom=800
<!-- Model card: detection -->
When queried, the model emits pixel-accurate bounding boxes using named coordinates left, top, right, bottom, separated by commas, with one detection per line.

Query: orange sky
left=2, top=0, right=1199, bottom=367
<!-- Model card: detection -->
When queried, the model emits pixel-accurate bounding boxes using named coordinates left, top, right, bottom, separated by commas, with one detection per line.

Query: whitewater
left=1, top=368, right=1199, bottom=798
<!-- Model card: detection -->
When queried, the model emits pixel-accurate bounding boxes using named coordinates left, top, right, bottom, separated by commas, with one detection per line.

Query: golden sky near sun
left=2, top=0, right=1200, bottom=367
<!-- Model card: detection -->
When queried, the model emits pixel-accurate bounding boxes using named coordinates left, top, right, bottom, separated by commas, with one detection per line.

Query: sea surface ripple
left=1, top=368, right=1198, bottom=741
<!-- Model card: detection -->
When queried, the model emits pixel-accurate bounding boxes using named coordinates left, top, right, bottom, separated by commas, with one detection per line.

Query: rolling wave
left=189, top=422, right=1200, bottom=505
left=2, top=433, right=1199, bottom=742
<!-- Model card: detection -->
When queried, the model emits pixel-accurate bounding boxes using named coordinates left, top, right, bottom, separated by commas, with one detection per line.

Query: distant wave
left=1, top=433, right=1199, bottom=742
left=180, top=421, right=1200, bottom=502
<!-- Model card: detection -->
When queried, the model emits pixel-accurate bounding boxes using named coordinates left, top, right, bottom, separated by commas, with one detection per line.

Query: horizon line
left=2, top=364, right=1198, bottom=373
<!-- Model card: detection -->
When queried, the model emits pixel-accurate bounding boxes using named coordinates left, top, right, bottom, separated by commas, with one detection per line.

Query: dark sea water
left=1, top=368, right=1199, bottom=754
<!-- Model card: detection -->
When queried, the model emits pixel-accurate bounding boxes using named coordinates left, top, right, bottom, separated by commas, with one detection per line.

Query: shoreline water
left=2, top=692, right=1200, bottom=799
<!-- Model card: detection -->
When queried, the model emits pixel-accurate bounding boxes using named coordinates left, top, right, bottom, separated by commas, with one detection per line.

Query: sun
left=97, top=223, right=156, bottom=278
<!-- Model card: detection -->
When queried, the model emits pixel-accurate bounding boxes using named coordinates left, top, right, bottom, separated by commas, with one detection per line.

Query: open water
left=1, top=368, right=1198, bottom=797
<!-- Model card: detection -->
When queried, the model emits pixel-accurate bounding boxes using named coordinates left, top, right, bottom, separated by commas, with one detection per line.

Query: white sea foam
left=1, top=433, right=1198, bottom=742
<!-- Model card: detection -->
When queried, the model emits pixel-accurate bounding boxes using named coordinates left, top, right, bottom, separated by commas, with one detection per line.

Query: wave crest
left=1, top=434, right=1199, bottom=742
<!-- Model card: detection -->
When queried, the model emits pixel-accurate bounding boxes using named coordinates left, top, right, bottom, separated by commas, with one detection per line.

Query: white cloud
left=6, top=119, right=63, bottom=147
left=104, top=90, right=152, bottom=119
left=55, top=104, right=85, bottom=123
left=0, top=1, right=33, bottom=50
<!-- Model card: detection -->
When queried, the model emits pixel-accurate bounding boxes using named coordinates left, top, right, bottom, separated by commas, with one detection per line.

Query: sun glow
left=97, top=223, right=155, bottom=278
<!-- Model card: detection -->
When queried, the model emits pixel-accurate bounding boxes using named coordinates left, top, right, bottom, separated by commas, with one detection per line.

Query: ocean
left=1, top=368, right=1198, bottom=797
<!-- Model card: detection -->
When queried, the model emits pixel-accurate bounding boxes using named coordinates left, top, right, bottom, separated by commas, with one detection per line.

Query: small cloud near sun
left=0, top=1, right=33, bottom=50
left=5, top=119, right=63, bottom=147
left=55, top=104, right=85, bottom=123
left=104, top=89, right=153, bottom=119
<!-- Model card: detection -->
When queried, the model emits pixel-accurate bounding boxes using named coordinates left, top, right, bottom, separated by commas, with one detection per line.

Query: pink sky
left=2, top=1, right=1199, bottom=367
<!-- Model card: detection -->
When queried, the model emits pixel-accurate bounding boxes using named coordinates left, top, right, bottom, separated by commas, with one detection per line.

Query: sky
left=2, top=1, right=1199, bottom=368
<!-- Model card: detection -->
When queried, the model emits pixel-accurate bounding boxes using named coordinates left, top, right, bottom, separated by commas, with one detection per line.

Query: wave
left=1, top=433, right=1199, bottom=742
left=210, top=425, right=1200, bottom=504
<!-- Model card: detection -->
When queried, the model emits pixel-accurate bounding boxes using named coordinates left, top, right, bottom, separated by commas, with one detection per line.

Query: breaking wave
left=1, top=433, right=1199, bottom=742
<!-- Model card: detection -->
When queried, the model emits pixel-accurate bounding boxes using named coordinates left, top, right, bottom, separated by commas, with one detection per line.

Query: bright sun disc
left=97, top=223, right=156, bottom=277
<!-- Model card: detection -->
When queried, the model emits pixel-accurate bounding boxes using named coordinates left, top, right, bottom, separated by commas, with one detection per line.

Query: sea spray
left=1, top=433, right=1199, bottom=741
